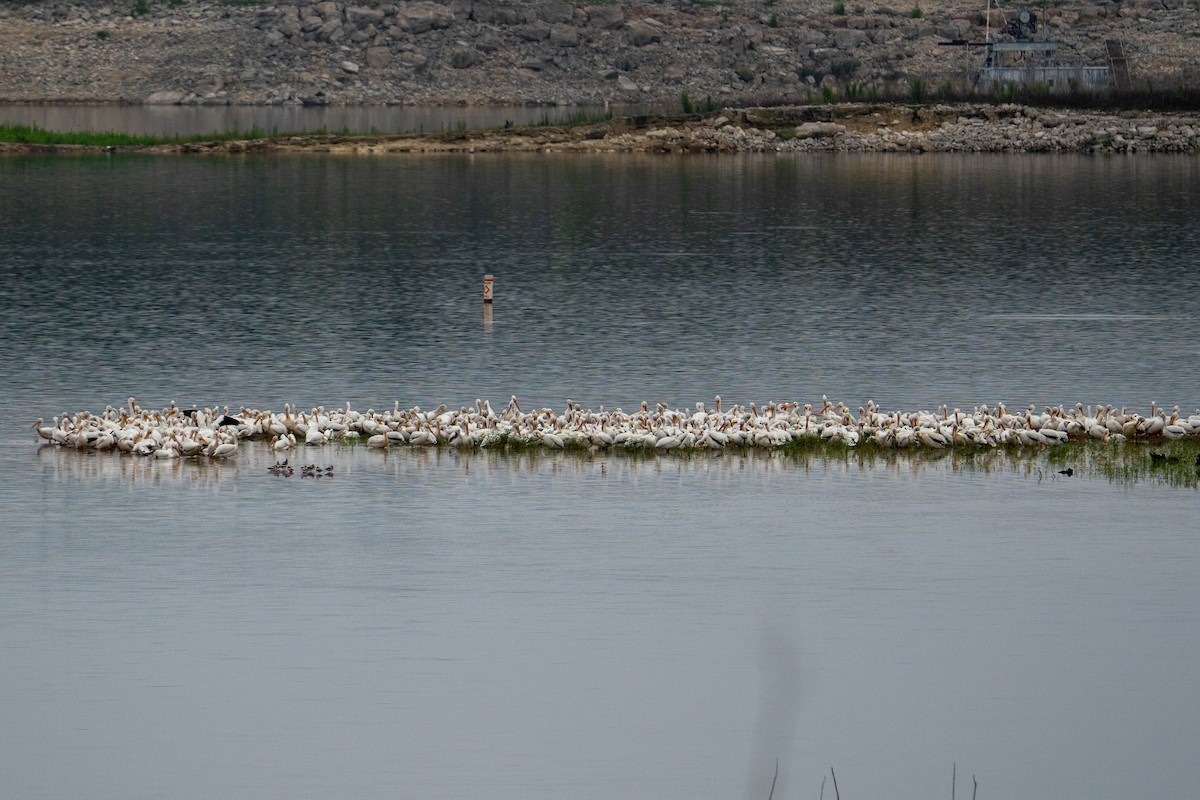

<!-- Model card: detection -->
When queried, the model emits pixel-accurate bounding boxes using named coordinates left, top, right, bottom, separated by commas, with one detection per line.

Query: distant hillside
left=0, top=0, right=1196, bottom=105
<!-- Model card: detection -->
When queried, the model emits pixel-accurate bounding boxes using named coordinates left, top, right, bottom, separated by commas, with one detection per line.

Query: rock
left=585, top=5, right=624, bottom=29
left=473, top=5, right=520, bottom=25
left=397, top=2, right=454, bottom=33
left=399, top=49, right=428, bottom=67
left=474, top=32, right=503, bottom=52
left=535, top=2, right=574, bottom=24
left=347, top=6, right=386, bottom=26
left=934, top=20, right=971, bottom=39
left=145, top=90, right=186, bottom=104
left=517, top=22, right=551, bottom=41
left=617, top=74, right=639, bottom=92
left=662, top=63, right=686, bottom=83
left=549, top=23, right=580, bottom=46
left=625, top=19, right=661, bottom=46
left=365, top=46, right=390, bottom=68
left=341, top=60, right=360, bottom=74
left=833, top=29, right=868, bottom=49
left=277, top=18, right=301, bottom=37
left=317, top=18, right=343, bottom=41
left=448, top=46, right=482, bottom=68
left=743, top=107, right=832, bottom=125
left=793, top=122, right=844, bottom=138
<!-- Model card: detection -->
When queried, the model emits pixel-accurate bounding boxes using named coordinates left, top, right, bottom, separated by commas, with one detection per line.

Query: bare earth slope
left=2, top=103, right=1197, bottom=154
left=0, top=0, right=1197, bottom=106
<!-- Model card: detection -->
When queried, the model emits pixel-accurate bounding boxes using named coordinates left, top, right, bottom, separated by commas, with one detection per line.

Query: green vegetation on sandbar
left=0, top=122, right=311, bottom=147
left=0, top=115, right=620, bottom=148
left=528, top=108, right=615, bottom=128
left=0, top=123, right=165, bottom=147
left=320, top=434, right=1200, bottom=489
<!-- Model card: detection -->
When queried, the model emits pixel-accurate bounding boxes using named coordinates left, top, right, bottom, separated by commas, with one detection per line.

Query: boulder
left=934, top=20, right=971, bottom=39
left=317, top=18, right=343, bottom=41
left=475, top=6, right=520, bottom=25
left=365, top=46, right=391, bottom=67
left=276, top=17, right=301, bottom=37
left=397, top=2, right=454, bottom=33
left=662, top=62, right=686, bottom=83
left=347, top=6, right=386, bottom=26
left=535, top=2, right=574, bottom=24
left=517, top=22, right=550, bottom=41
left=399, top=49, right=428, bottom=67
left=793, top=121, right=845, bottom=138
left=145, top=90, right=186, bottom=104
left=625, top=19, right=661, bottom=46
left=585, top=4, right=624, bottom=29
left=743, top=107, right=833, bottom=126
left=549, top=23, right=580, bottom=46
left=832, top=29, right=868, bottom=49
left=448, top=46, right=483, bottom=68
left=475, top=32, right=503, bottom=52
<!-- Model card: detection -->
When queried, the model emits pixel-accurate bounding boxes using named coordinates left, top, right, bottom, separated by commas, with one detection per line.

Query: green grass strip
left=0, top=122, right=322, bottom=147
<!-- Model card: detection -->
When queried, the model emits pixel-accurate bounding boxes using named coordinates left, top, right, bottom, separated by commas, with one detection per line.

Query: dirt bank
left=3, top=103, right=1197, bottom=154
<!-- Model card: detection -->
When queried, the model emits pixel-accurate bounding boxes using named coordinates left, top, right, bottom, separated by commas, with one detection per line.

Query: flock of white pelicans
left=31, top=396, right=1200, bottom=460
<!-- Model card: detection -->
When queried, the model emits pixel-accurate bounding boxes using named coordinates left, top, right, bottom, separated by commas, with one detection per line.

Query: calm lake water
left=1, top=152, right=1198, bottom=800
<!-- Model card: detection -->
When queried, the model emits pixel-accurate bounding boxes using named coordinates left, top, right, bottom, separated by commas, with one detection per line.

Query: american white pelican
left=32, top=418, right=57, bottom=444
left=32, top=396, right=1200, bottom=464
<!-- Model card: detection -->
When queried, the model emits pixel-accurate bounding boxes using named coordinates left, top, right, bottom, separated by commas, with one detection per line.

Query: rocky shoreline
left=3, top=103, right=1198, bottom=154
left=1, top=0, right=1197, bottom=107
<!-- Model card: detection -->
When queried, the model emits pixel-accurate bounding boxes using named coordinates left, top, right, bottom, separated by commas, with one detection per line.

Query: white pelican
left=32, top=418, right=57, bottom=444
left=916, top=428, right=947, bottom=449
left=155, top=439, right=180, bottom=459
left=207, top=433, right=238, bottom=459
left=33, top=397, right=1200, bottom=461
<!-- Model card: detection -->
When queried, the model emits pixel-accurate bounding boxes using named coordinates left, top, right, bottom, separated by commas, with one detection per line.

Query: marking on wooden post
left=483, top=274, right=494, bottom=303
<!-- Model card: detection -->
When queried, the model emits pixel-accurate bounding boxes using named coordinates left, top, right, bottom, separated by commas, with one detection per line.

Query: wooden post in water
left=482, top=274, right=494, bottom=332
